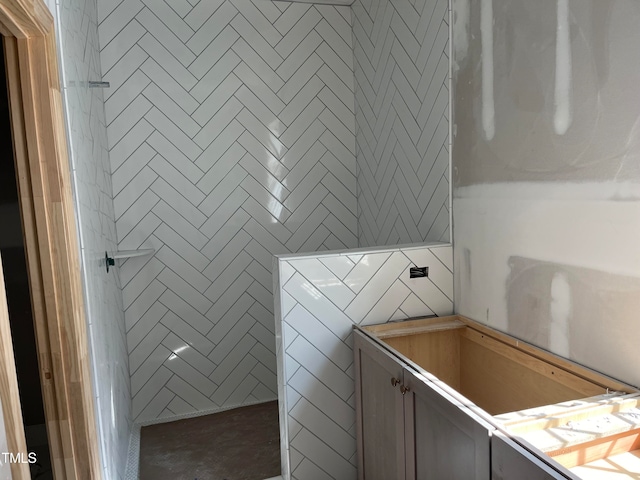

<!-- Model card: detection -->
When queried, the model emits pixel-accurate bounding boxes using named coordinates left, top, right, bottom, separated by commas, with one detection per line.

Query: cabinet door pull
left=391, top=377, right=401, bottom=387
left=400, top=385, right=411, bottom=395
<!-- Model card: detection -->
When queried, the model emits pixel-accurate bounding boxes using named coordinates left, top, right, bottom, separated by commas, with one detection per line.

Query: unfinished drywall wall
left=452, top=0, right=640, bottom=387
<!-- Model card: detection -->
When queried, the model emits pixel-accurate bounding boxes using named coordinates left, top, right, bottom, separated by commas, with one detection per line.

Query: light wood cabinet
left=354, top=315, right=640, bottom=480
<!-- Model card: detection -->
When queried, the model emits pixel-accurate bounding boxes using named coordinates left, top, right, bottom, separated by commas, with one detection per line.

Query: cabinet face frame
left=403, top=367, right=492, bottom=480
left=355, top=329, right=494, bottom=480
left=354, top=330, right=406, bottom=480
left=491, top=431, right=575, bottom=480
left=0, top=1, right=101, bottom=479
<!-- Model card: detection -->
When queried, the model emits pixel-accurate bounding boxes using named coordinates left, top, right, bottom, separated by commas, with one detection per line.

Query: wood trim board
left=0, top=254, right=31, bottom=480
left=0, top=0, right=51, bottom=38
left=0, top=0, right=102, bottom=478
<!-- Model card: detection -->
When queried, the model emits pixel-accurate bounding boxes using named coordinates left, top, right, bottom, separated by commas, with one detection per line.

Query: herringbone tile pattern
left=353, top=0, right=450, bottom=247
left=276, top=244, right=454, bottom=479
left=98, top=0, right=357, bottom=423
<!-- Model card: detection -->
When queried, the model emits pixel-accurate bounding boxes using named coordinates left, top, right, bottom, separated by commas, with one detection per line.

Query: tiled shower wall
left=274, top=244, right=454, bottom=479
left=97, top=0, right=358, bottom=423
left=352, top=0, right=450, bottom=246
left=56, top=0, right=132, bottom=478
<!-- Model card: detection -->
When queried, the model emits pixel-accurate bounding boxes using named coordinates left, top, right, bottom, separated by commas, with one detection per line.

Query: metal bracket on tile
left=88, top=81, right=110, bottom=88
left=105, top=252, right=115, bottom=273
left=105, top=249, right=155, bottom=273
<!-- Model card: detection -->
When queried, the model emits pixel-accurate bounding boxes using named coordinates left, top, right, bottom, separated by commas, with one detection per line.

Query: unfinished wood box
left=354, top=315, right=640, bottom=479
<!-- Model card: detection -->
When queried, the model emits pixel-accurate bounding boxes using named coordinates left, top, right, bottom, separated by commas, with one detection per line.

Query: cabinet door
left=491, top=431, right=574, bottom=480
left=403, top=368, right=492, bottom=480
left=354, top=331, right=405, bottom=480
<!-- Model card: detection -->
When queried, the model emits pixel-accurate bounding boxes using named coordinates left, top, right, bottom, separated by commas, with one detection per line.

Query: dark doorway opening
left=1, top=36, right=53, bottom=480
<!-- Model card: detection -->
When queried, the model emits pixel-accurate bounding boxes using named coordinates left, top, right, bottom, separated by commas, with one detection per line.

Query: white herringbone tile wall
left=274, top=244, right=453, bottom=480
left=352, top=0, right=450, bottom=247
left=57, top=0, right=133, bottom=478
left=97, top=0, right=357, bottom=423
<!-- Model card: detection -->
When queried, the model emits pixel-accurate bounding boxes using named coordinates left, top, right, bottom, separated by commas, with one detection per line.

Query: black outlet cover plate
left=409, top=266, right=429, bottom=278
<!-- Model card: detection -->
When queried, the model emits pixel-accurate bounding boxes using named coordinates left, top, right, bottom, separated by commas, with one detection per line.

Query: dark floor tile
left=140, top=401, right=280, bottom=480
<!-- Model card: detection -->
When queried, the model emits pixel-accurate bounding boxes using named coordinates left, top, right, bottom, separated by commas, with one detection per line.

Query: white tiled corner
left=275, top=243, right=453, bottom=480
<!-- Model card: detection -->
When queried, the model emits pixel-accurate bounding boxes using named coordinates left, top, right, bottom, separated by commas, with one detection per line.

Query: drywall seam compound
left=554, top=0, right=573, bottom=135
left=481, top=0, right=495, bottom=141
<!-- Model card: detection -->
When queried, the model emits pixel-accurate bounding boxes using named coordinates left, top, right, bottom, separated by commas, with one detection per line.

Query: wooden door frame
left=0, top=1, right=101, bottom=479
left=0, top=256, right=31, bottom=480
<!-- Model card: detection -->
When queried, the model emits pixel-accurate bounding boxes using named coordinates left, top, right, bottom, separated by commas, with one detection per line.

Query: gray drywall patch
left=506, top=256, right=640, bottom=385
